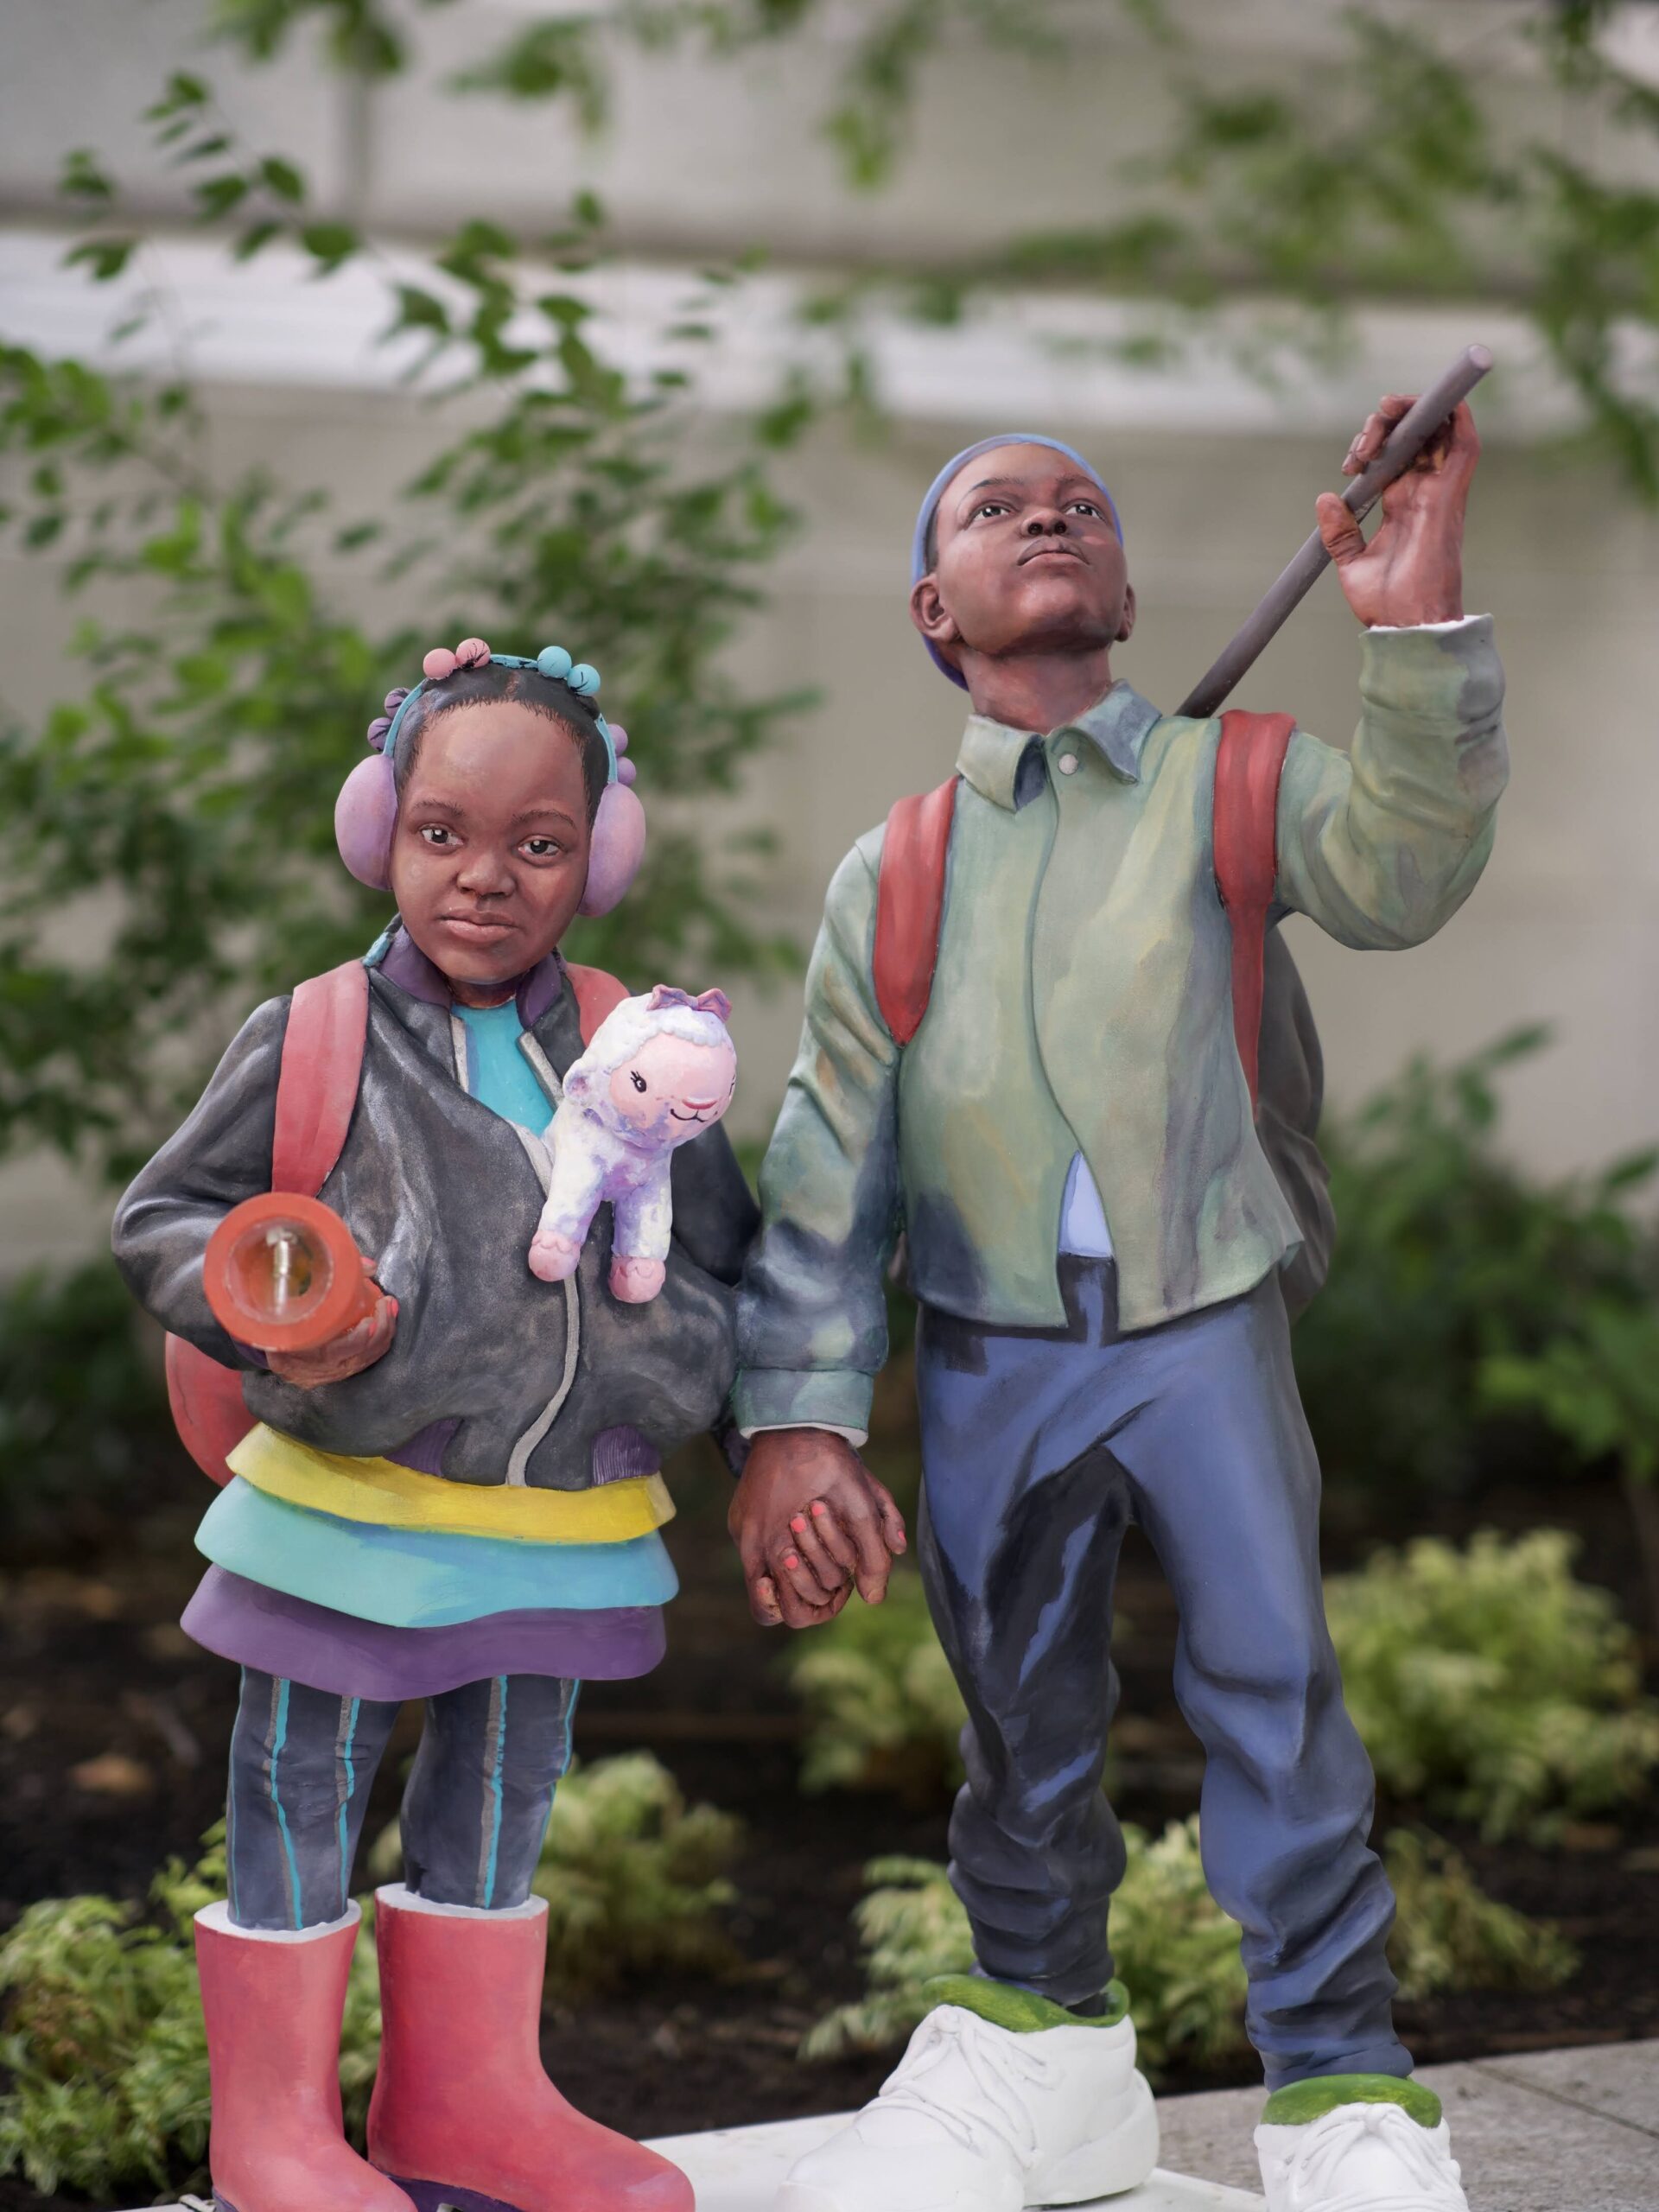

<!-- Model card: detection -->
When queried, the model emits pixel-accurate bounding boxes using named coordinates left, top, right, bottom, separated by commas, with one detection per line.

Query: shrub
left=1, top=1754, right=741, bottom=2196
left=367, top=1750, right=745, bottom=1996
left=1326, top=1529, right=1659, bottom=1842
left=803, top=1821, right=1578, bottom=2076
left=0, top=1827, right=378, bottom=2198
left=785, top=1571, right=966, bottom=1799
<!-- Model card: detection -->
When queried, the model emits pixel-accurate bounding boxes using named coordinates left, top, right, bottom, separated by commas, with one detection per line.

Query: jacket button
left=1057, top=753, right=1079, bottom=775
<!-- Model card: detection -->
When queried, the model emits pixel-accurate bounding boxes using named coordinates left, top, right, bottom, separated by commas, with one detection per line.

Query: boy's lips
left=1018, top=542, right=1087, bottom=565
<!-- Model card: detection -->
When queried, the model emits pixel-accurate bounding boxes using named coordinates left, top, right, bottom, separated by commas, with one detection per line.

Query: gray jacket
left=112, top=938, right=759, bottom=1491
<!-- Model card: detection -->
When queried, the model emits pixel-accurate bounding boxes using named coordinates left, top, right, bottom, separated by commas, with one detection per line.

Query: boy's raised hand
left=266, top=1255, right=398, bottom=1388
left=729, top=1428, right=907, bottom=1629
left=1318, top=393, right=1478, bottom=631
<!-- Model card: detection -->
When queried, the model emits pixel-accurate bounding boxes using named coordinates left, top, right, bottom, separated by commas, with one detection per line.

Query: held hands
left=728, top=1427, right=908, bottom=1630
left=266, top=1255, right=398, bottom=1388
left=1318, top=395, right=1478, bottom=630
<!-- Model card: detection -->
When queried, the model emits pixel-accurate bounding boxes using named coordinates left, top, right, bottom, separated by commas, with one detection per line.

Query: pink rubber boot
left=367, top=1884, right=693, bottom=2212
left=194, top=1902, right=414, bottom=2212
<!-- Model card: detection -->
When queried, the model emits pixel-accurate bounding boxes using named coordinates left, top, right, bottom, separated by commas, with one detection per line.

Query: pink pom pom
left=384, top=687, right=410, bottom=714
left=335, top=753, right=399, bottom=890
left=578, top=780, right=647, bottom=918
left=455, top=636, right=492, bottom=669
left=608, top=722, right=629, bottom=755
left=366, top=715, right=393, bottom=753
left=617, top=758, right=638, bottom=786
left=423, top=647, right=458, bottom=681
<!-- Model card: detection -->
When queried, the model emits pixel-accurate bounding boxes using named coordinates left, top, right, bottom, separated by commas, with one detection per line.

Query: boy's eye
left=971, top=500, right=1012, bottom=522
left=1067, top=500, right=1103, bottom=519
left=629, top=1071, right=648, bottom=1093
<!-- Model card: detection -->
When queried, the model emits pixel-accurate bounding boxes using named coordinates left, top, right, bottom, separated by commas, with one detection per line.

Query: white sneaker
left=1256, top=2100, right=1470, bottom=2211
left=777, top=2001, right=1160, bottom=2212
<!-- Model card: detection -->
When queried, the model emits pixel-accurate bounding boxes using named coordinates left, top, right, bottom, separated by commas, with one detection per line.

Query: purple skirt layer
left=182, top=1567, right=666, bottom=1700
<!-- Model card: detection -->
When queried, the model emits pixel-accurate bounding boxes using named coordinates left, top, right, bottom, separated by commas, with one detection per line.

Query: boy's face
left=389, top=701, right=593, bottom=995
left=911, top=442, right=1134, bottom=673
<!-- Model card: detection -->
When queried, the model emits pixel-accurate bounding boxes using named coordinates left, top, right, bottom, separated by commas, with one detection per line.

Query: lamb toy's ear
left=562, top=1062, right=593, bottom=1104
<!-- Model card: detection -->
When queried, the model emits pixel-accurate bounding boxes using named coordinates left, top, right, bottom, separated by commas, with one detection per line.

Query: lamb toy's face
left=606, top=1028, right=736, bottom=1147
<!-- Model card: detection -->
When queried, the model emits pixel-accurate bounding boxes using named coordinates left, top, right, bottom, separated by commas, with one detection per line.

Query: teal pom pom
left=537, top=645, right=573, bottom=681
left=569, top=662, right=601, bottom=696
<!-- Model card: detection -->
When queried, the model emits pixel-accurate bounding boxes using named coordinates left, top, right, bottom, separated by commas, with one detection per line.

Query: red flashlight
left=202, top=1192, right=380, bottom=1355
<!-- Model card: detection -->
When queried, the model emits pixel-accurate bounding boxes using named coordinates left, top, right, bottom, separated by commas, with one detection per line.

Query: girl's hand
left=266, top=1256, right=397, bottom=1388
left=729, top=1428, right=907, bottom=1629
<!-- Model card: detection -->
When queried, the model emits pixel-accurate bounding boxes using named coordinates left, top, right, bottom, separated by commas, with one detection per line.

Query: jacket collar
left=957, top=680, right=1161, bottom=812
left=370, top=922, right=564, bottom=1027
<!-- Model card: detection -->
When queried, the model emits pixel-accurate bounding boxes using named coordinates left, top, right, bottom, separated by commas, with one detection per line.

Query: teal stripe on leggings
left=482, top=1675, right=508, bottom=1908
left=268, top=1678, right=303, bottom=1930
left=337, top=1695, right=360, bottom=1914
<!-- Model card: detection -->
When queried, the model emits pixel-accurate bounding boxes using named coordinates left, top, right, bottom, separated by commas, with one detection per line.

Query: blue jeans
left=915, top=1261, right=1408, bottom=2089
left=226, top=1669, right=579, bottom=1930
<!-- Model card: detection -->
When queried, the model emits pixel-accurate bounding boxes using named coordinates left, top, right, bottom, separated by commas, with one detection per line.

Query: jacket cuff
left=1357, top=610, right=1503, bottom=731
left=731, top=1367, right=874, bottom=1446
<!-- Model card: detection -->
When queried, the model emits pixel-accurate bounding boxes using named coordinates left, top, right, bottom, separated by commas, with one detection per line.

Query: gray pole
left=1177, top=344, right=1494, bottom=721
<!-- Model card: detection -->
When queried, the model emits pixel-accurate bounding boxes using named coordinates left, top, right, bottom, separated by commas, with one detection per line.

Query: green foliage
left=2, top=89, right=804, bottom=1197
left=1326, top=1530, right=1659, bottom=1843
left=367, top=1751, right=745, bottom=1996
left=1292, top=1029, right=1659, bottom=1507
left=533, top=1751, right=744, bottom=1993
left=804, top=1821, right=1578, bottom=2076
left=0, top=1259, right=174, bottom=1539
left=0, top=1827, right=380, bottom=2198
left=1, top=1754, right=739, bottom=2196
left=785, top=1571, right=965, bottom=1797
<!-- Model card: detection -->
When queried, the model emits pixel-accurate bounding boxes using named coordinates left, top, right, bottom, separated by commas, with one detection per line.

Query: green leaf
left=300, top=221, right=360, bottom=273
left=257, top=154, right=306, bottom=203
left=62, top=239, right=137, bottom=283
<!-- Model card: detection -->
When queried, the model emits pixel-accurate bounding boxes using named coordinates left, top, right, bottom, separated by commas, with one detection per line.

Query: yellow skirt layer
left=226, top=1425, right=676, bottom=1543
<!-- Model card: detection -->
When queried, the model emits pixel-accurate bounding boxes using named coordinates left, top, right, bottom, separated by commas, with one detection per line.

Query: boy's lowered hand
left=266, top=1255, right=398, bottom=1389
left=729, top=1428, right=907, bottom=1629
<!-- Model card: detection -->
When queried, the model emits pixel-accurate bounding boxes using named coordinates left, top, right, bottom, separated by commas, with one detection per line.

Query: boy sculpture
left=731, top=403, right=1504, bottom=2212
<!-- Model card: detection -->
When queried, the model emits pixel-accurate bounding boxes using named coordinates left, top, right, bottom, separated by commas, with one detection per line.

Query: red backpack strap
left=874, top=777, right=958, bottom=1047
left=1214, top=709, right=1295, bottom=1109
left=565, top=962, right=630, bottom=1046
left=270, top=959, right=371, bottom=1195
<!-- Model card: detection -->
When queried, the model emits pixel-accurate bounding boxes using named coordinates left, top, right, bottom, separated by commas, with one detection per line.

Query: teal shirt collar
left=957, top=681, right=1161, bottom=810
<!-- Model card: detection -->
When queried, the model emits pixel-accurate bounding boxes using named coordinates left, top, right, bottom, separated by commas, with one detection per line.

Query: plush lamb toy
left=527, top=985, right=737, bottom=1304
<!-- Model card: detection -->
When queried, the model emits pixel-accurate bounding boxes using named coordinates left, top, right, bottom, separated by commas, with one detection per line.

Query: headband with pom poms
left=334, top=638, right=645, bottom=916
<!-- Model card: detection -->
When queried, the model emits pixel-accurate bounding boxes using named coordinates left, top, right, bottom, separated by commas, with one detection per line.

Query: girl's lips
left=440, top=913, right=518, bottom=941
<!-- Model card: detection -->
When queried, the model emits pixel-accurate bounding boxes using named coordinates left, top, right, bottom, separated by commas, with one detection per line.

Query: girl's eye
left=522, top=837, right=561, bottom=859
left=419, top=825, right=454, bottom=847
left=629, top=1071, right=648, bottom=1094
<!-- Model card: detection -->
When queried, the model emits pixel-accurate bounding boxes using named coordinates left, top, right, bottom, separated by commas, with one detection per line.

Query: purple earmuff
left=333, top=647, right=647, bottom=912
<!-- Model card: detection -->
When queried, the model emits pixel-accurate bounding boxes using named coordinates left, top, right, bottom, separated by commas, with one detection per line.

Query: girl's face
left=388, top=701, right=594, bottom=1001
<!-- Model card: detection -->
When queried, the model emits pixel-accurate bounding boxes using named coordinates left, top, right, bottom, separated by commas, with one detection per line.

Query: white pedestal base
left=646, top=2110, right=1266, bottom=2209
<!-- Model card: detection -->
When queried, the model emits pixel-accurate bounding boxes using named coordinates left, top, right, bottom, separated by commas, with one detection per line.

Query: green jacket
left=735, top=618, right=1508, bottom=1440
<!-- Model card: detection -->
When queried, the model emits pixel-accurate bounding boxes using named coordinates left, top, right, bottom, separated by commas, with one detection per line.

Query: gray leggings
left=226, top=1668, right=579, bottom=1931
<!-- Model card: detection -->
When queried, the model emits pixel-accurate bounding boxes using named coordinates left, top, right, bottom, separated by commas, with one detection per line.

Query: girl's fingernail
left=791, top=1516, right=808, bottom=1532
left=811, top=1501, right=829, bottom=1516
left=784, top=1554, right=800, bottom=1571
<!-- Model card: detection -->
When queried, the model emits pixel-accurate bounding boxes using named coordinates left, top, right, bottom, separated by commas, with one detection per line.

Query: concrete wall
left=3, top=0, right=1656, bottom=1270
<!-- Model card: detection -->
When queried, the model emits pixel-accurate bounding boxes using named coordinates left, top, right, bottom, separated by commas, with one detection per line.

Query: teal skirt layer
left=196, top=1478, right=679, bottom=1628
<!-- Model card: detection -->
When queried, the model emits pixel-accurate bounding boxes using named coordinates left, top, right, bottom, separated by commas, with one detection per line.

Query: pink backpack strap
left=565, top=962, right=629, bottom=1046
left=168, top=957, right=370, bottom=1486
left=1214, top=709, right=1295, bottom=1109
left=874, top=777, right=959, bottom=1046
left=270, top=960, right=372, bottom=1195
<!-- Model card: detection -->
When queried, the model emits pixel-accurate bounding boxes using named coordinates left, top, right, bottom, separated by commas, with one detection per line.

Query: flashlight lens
left=225, top=1219, right=333, bottom=1323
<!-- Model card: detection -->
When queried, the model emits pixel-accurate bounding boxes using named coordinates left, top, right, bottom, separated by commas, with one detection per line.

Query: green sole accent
left=1262, top=2074, right=1443, bottom=2130
left=923, top=1974, right=1131, bottom=2034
